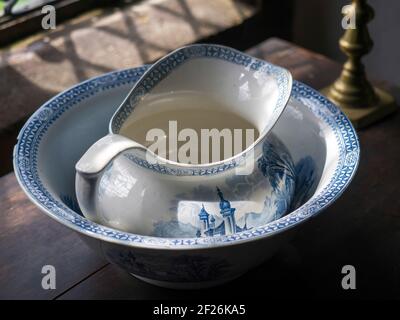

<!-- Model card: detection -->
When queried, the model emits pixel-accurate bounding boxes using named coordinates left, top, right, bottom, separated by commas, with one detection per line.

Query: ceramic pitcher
left=75, top=44, right=295, bottom=238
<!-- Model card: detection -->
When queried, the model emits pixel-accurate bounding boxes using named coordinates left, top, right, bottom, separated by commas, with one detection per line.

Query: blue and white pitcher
left=75, top=44, right=295, bottom=238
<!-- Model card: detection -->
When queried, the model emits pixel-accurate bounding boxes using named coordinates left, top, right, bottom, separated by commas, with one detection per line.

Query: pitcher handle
left=75, top=134, right=146, bottom=222
left=75, top=134, right=146, bottom=176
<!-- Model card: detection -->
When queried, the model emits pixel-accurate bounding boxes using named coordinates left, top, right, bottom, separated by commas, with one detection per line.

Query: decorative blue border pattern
left=111, top=44, right=291, bottom=133
left=13, top=65, right=359, bottom=249
left=108, top=44, right=292, bottom=176
left=122, top=152, right=242, bottom=176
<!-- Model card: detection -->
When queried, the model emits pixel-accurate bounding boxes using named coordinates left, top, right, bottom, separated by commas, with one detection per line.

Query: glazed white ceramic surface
left=14, top=64, right=359, bottom=289
left=75, top=44, right=294, bottom=238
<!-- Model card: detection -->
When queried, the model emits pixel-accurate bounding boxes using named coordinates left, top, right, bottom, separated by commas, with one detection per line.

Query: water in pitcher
left=120, top=91, right=259, bottom=164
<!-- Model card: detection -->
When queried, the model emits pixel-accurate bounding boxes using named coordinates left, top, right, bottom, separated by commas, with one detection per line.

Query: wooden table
left=1, top=38, right=399, bottom=299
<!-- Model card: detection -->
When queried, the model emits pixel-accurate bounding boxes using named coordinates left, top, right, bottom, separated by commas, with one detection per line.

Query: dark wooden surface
left=1, top=38, right=399, bottom=299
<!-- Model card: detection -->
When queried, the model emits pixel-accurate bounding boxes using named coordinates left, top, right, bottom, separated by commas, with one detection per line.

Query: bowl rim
left=13, top=65, right=360, bottom=250
left=109, top=43, right=292, bottom=175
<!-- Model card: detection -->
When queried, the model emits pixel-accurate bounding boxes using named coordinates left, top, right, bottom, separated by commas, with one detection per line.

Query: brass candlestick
left=323, top=0, right=397, bottom=128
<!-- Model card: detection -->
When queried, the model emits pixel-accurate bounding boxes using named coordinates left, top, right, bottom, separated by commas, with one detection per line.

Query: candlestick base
left=322, top=86, right=397, bottom=129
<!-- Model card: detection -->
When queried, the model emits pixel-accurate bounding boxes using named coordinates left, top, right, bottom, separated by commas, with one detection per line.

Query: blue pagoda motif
left=198, top=204, right=210, bottom=230
left=196, top=187, right=247, bottom=237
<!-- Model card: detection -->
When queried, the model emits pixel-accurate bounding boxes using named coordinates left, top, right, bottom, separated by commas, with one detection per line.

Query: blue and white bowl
left=13, top=64, right=359, bottom=289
